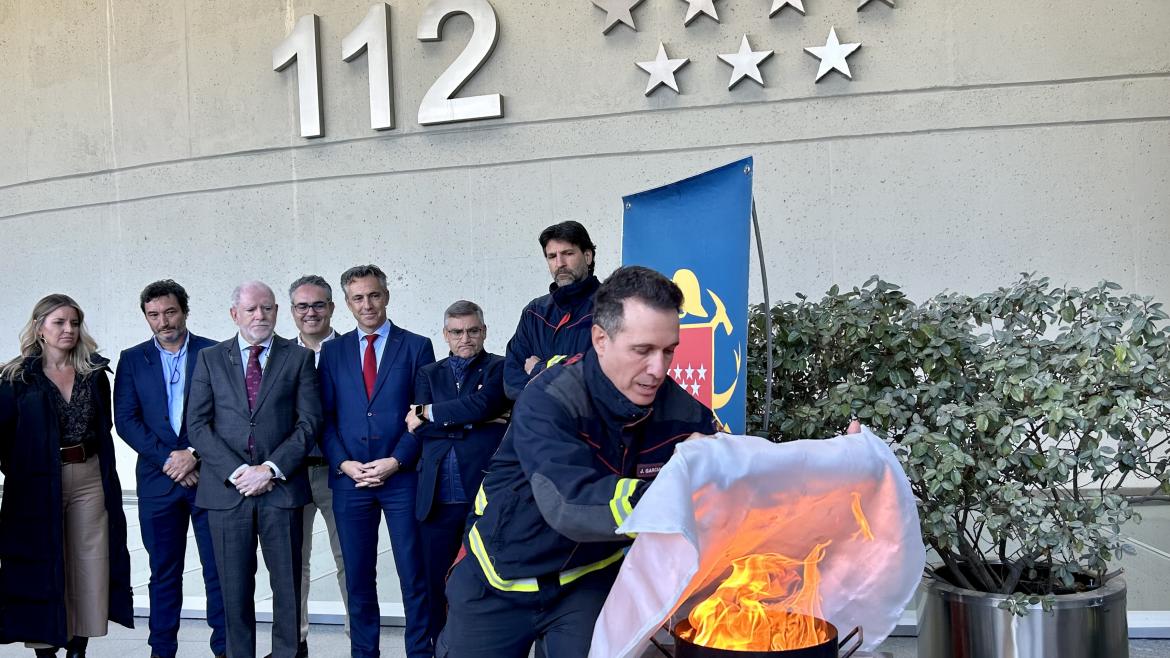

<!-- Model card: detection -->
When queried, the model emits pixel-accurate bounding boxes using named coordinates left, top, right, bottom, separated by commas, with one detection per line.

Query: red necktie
left=245, top=345, right=264, bottom=410
left=363, top=334, right=377, bottom=399
left=245, top=345, right=264, bottom=458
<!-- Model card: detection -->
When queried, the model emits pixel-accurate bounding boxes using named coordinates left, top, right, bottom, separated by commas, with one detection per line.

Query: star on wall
left=718, top=34, right=774, bottom=89
left=680, top=0, right=720, bottom=26
left=637, top=43, right=689, bottom=95
left=857, top=0, right=894, bottom=9
left=592, top=0, right=646, bottom=34
left=770, top=0, right=805, bottom=17
left=804, top=27, right=861, bottom=82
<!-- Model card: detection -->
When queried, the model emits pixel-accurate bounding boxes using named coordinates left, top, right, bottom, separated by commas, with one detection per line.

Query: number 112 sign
left=273, top=0, right=503, bottom=138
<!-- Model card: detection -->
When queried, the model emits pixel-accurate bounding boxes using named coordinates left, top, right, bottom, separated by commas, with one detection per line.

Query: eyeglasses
left=293, top=302, right=330, bottom=314
left=446, top=327, right=484, bottom=339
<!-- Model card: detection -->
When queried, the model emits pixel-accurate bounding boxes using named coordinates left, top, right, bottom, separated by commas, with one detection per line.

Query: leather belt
left=304, top=456, right=328, bottom=468
left=60, top=442, right=94, bottom=465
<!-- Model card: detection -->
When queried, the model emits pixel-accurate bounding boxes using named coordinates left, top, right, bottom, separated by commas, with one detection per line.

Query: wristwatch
left=413, top=404, right=430, bottom=424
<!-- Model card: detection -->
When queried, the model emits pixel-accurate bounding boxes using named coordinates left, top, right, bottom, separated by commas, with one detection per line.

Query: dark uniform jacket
left=466, top=350, right=717, bottom=591
left=0, top=357, right=134, bottom=646
left=413, top=351, right=511, bottom=521
left=502, top=275, right=600, bottom=400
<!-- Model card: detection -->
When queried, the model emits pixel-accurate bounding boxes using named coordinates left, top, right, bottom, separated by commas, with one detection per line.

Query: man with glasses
left=288, top=275, right=348, bottom=657
left=113, top=279, right=227, bottom=658
left=405, top=300, right=511, bottom=647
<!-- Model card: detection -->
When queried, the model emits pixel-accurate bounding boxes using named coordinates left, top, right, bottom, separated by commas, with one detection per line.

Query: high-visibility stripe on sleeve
left=608, top=478, right=640, bottom=531
left=558, top=546, right=628, bottom=586
left=468, top=520, right=629, bottom=593
left=468, top=523, right=540, bottom=592
left=474, top=483, right=488, bottom=516
left=545, top=354, right=567, bottom=369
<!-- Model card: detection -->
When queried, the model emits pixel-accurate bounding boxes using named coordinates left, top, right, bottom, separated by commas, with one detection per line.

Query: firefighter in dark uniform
left=502, top=220, right=601, bottom=400
left=437, top=265, right=719, bottom=658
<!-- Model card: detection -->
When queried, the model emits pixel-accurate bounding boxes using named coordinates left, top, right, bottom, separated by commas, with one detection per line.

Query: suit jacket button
left=250, top=421, right=256, bottom=427
left=367, top=412, right=373, bottom=417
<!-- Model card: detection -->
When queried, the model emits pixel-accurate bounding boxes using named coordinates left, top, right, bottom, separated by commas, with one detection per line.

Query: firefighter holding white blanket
left=437, top=266, right=718, bottom=657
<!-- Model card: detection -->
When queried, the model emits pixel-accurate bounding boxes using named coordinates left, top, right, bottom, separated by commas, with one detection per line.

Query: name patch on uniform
left=636, top=462, right=665, bottom=478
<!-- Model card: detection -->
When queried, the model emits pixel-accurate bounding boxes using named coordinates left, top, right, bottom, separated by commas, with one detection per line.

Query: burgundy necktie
left=363, top=334, right=377, bottom=399
left=245, top=345, right=264, bottom=457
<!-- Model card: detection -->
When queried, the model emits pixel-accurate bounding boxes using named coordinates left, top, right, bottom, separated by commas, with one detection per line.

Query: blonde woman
left=0, top=294, right=133, bottom=657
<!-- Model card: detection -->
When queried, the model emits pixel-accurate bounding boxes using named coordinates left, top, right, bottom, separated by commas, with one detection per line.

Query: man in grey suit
left=188, top=281, right=323, bottom=658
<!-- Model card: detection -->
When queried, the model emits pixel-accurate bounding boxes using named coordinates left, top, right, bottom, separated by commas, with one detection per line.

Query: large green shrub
left=746, top=274, right=1170, bottom=612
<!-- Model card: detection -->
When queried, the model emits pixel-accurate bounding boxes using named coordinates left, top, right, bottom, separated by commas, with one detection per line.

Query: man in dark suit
left=318, top=265, right=435, bottom=658
left=405, top=300, right=511, bottom=647
left=187, top=281, right=322, bottom=658
left=114, top=280, right=227, bottom=658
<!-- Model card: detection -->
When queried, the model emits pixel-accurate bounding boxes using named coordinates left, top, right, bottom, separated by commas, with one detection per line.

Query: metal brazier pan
left=668, top=616, right=862, bottom=658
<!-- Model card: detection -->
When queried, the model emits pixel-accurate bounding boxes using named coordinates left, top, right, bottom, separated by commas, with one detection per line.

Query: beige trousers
left=27, top=456, right=111, bottom=648
left=300, top=463, right=349, bottom=640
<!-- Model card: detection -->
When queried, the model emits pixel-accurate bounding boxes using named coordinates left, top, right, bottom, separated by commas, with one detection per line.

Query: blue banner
left=621, top=157, right=753, bottom=433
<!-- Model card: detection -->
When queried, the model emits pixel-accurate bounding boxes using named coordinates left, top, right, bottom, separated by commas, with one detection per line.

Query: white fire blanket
left=589, top=428, right=925, bottom=657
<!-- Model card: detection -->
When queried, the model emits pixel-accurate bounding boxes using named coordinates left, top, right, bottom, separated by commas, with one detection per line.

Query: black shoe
left=33, top=649, right=58, bottom=658
left=64, top=637, right=87, bottom=658
left=296, top=640, right=309, bottom=658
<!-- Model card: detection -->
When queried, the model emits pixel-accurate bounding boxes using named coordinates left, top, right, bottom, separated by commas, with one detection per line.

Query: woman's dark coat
left=0, top=356, right=134, bottom=647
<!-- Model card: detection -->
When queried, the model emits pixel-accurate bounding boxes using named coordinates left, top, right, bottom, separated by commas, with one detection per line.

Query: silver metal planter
left=916, top=573, right=1128, bottom=658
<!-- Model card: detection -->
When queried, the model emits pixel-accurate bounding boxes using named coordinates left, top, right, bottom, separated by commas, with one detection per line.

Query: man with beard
left=114, top=280, right=227, bottom=658
left=503, top=221, right=600, bottom=400
left=187, top=281, right=322, bottom=658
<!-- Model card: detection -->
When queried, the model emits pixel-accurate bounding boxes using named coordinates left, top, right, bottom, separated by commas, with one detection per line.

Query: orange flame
left=683, top=543, right=832, bottom=651
left=851, top=491, right=875, bottom=542
left=680, top=490, right=875, bottom=651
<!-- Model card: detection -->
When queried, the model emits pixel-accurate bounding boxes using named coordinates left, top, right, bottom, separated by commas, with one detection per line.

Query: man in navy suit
left=406, top=300, right=511, bottom=646
left=113, top=280, right=226, bottom=658
left=318, top=265, right=436, bottom=658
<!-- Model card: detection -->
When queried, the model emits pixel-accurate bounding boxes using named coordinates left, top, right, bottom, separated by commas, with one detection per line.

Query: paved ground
left=2, top=618, right=1170, bottom=655
left=1, top=620, right=1167, bottom=657
left=1, top=500, right=1167, bottom=656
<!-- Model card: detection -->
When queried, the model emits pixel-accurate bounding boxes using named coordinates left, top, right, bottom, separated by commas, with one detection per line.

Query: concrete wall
left=0, top=0, right=1168, bottom=607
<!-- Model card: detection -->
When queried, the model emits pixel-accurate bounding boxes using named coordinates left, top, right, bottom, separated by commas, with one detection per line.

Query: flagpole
left=751, top=199, right=774, bottom=438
